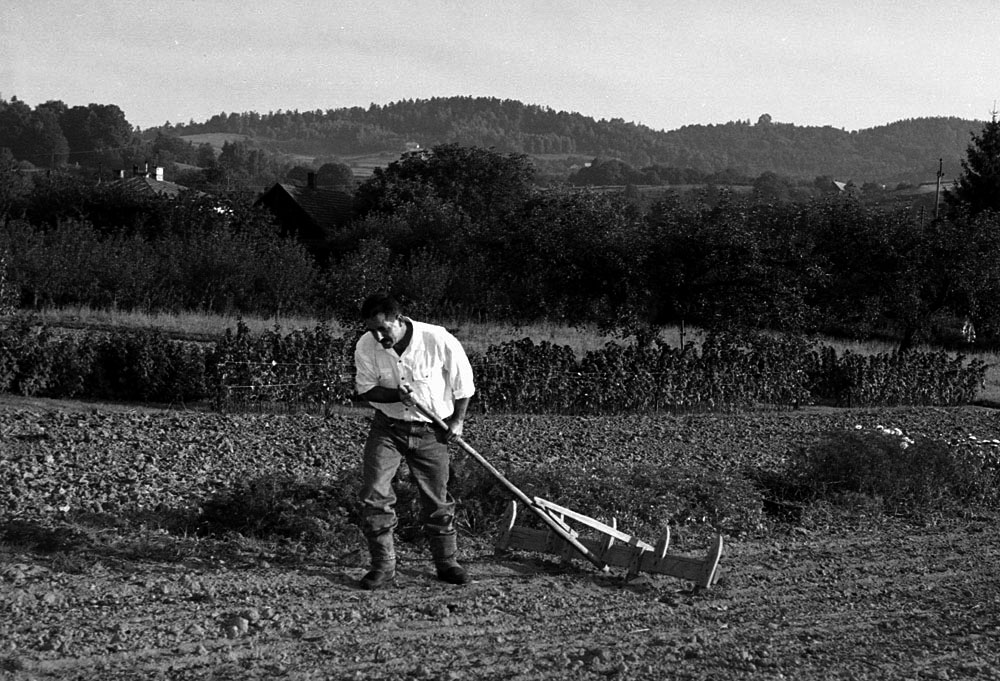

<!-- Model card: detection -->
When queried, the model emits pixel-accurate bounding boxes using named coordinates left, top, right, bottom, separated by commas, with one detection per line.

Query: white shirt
left=354, top=318, right=475, bottom=421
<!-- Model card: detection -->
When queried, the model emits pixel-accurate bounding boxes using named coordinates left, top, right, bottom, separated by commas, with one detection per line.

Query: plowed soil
left=2, top=396, right=1000, bottom=680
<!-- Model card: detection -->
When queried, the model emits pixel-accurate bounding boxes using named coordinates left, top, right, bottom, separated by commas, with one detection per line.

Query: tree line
left=3, top=114, right=1000, bottom=352
left=169, top=97, right=983, bottom=184
left=2, top=94, right=987, bottom=187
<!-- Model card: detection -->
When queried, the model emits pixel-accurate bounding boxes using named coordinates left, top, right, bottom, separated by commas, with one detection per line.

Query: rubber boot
left=428, top=530, right=458, bottom=568
left=359, top=528, right=396, bottom=590
left=428, top=531, right=470, bottom=584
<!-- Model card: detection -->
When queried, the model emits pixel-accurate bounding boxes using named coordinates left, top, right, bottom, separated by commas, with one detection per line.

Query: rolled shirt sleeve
left=354, top=336, right=380, bottom=397
left=443, top=330, right=475, bottom=401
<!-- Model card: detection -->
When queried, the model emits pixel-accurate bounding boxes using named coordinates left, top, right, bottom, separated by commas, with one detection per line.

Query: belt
left=374, top=411, right=433, bottom=430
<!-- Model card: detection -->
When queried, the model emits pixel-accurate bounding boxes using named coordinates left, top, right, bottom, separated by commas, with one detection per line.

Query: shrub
left=88, top=328, right=208, bottom=404
left=0, top=314, right=58, bottom=395
left=471, top=332, right=817, bottom=415
left=0, top=249, right=16, bottom=317
left=775, top=425, right=1000, bottom=517
left=811, top=350, right=986, bottom=407
left=0, top=318, right=990, bottom=414
left=471, top=338, right=579, bottom=413
left=0, top=320, right=208, bottom=403
left=206, top=320, right=355, bottom=412
left=41, top=334, right=98, bottom=398
left=195, top=473, right=359, bottom=547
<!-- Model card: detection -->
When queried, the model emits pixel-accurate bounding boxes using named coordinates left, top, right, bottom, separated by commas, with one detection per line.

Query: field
left=177, top=134, right=254, bottom=152
left=176, top=133, right=400, bottom=181
left=3, top=393, right=1000, bottom=680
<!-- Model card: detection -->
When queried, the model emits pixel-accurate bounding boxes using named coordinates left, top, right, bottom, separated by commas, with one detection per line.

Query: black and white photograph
left=2, top=2, right=1000, bottom=678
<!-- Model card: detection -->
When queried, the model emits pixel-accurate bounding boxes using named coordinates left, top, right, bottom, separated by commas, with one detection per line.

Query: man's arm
left=443, top=397, right=470, bottom=439
left=356, top=386, right=407, bottom=404
left=355, top=336, right=408, bottom=406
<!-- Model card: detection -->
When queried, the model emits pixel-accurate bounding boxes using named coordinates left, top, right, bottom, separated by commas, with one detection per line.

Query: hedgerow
left=0, top=319, right=988, bottom=412
left=0, top=315, right=207, bottom=404
left=811, top=349, right=987, bottom=407
left=88, top=328, right=208, bottom=404
left=206, top=320, right=356, bottom=413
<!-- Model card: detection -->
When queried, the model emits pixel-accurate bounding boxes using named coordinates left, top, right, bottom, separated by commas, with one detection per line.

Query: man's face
left=365, top=313, right=406, bottom=349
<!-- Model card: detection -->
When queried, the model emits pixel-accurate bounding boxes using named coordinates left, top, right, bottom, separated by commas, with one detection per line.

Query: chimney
left=307, top=171, right=316, bottom=189
left=155, top=167, right=164, bottom=181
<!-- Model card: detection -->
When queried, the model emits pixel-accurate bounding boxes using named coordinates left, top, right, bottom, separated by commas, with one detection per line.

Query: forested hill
left=163, top=96, right=984, bottom=184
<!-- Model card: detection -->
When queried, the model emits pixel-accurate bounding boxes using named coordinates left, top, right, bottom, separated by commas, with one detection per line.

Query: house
left=112, top=165, right=191, bottom=197
left=255, top=172, right=353, bottom=264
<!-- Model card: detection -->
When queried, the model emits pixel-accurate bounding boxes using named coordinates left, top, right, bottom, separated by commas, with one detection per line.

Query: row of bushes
left=0, top=316, right=208, bottom=404
left=475, top=335, right=986, bottom=412
left=0, top=317, right=988, bottom=412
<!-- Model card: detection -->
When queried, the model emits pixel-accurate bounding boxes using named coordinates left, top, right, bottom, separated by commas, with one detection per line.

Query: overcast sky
left=3, top=1, right=998, bottom=132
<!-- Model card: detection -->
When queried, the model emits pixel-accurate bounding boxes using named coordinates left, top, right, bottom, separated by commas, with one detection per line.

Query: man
left=353, top=293, right=475, bottom=590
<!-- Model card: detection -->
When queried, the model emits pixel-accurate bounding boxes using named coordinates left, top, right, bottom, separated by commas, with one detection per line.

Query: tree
left=946, top=113, right=1000, bottom=216
left=60, top=103, right=137, bottom=169
left=286, top=165, right=313, bottom=184
left=501, top=189, right=645, bottom=324
left=195, top=143, right=217, bottom=168
left=315, top=162, right=354, bottom=188
left=354, top=144, right=535, bottom=226
left=641, top=194, right=813, bottom=336
left=213, top=140, right=287, bottom=191
left=150, top=132, right=197, bottom=166
left=570, top=157, right=659, bottom=187
left=0, top=97, right=68, bottom=166
left=801, top=196, right=1000, bottom=351
left=752, top=171, right=793, bottom=203
left=0, top=245, right=17, bottom=316
left=0, top=148, right=32, bottom=219
left=28, top=101, right=70, bottom=167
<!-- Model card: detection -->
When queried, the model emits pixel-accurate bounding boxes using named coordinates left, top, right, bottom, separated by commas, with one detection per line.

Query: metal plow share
left=409, top=397, right=723, bottom=589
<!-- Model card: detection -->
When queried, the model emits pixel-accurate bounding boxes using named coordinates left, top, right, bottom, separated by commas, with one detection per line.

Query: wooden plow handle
left=405, top=393, right=610, bottom=573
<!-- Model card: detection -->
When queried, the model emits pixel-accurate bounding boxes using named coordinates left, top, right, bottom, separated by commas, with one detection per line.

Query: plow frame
left=406, top=392, right=723, bottom=588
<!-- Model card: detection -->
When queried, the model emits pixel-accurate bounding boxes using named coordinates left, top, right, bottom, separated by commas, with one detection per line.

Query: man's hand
left=444, top=396, right=470, bottom=442
left=443, top=416, right=464, bottom=441
left=398, top=384, right=415, bottom=407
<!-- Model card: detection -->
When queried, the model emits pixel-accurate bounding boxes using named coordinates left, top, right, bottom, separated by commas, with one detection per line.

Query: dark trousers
left=359, top=412, right=458, bottom=568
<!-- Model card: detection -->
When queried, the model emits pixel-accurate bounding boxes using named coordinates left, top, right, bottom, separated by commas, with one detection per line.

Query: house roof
left=259, top=183, right=353, bottom=232
left=114, top=175, right=191, bottom=198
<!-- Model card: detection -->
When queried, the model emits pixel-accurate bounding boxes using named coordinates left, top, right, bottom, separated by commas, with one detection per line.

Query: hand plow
left=407, top=395, right=724, bottom=589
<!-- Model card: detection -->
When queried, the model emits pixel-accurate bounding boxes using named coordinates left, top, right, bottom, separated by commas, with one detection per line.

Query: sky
left=3, top=0, right=999, bottom=132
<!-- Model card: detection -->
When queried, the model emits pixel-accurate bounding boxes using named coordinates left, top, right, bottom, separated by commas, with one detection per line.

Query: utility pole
left=933, top=158, right=943, bottom=220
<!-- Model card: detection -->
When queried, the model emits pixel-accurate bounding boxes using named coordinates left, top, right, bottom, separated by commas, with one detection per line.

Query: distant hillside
left=159, top=97, right=985, bottom=185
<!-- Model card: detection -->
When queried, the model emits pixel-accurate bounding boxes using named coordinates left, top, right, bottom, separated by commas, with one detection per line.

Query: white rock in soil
left=220, top=616, right=248, bottom=638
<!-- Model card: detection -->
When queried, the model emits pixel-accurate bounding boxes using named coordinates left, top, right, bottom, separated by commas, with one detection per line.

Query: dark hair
left=360, top=292, right=402, bottom=319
